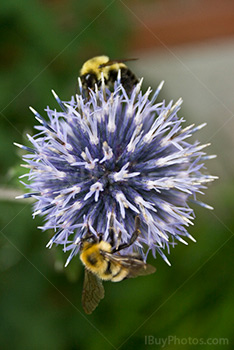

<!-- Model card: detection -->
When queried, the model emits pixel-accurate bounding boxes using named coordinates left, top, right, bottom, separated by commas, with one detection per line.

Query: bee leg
left=81, top=223, right=98, bottom=242
left=116, top=230, right=122, bottom=250
left=108, top=223, right=115, bottom=247
left=112, top=216, right=140, bottom=253
left=86, top=223, right=94, bottom=239
left=108, top=209, right=116, bottom=247
left=97, top=232, right=103, bottom=242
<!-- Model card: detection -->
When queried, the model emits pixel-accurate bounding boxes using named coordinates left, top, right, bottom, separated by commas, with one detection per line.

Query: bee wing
left=126, top=260, right=156, bottom=278
left=82, top=268, right=105, bottom=314
left=104, top=253, right=156, bottom=279
left=99, top=58, right=138, bottom=68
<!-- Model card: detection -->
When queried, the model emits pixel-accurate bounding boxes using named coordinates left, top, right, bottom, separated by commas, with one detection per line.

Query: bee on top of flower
left=15, top=71, right=217, bottom=267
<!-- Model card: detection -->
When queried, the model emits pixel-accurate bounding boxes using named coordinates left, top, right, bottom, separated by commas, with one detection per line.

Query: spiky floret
left=16, top=78, right=216, bottom=266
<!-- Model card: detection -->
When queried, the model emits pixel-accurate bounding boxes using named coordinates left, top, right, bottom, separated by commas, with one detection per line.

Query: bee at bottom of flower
left=79, top=215, right=156, bottom=314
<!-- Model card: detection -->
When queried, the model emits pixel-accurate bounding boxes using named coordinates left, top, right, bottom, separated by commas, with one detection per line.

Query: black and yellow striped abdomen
left=80, top=241, right=128, bottom=282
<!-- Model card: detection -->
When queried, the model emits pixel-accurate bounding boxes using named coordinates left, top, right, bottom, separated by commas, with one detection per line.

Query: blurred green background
left=0, top=0, right=233, bottom=349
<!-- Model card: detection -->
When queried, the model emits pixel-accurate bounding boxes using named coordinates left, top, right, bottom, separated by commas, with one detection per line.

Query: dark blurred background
left=0, top=0, right=233, bottom=349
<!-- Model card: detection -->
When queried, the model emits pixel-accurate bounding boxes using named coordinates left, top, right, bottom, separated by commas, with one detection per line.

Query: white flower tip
left=46, top=240, right=52, bottom=248
left=29, top=106, right=37, bottom=114
left=176, top=97, right=183, bottom=106
left=51, top=89, right=58, bottom=99
left=165, top=259, right=171, bottom=266
left=35, top=117, right=42, bottom=124
left=33, top=209, right=41, bottom=216
left=179, top=238, right=188, bottom=245
left=77, top=77, right=82, bottom=85
left=64, top=258, right=70, bottom=268
left=158, top=80, right=165, bottom=89
left=199, top=122, right=207, bottom=129
left=15, top=194, right=24, bottom=199
left=13, top=142, right=23, bottom=148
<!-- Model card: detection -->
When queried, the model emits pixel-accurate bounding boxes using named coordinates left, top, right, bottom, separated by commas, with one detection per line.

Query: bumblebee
left=79, top=55, right=139, bottom=96
left=80, top=215, right=156, bottom=314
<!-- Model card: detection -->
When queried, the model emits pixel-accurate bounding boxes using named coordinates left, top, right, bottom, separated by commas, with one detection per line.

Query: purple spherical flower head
left=15, top=76, right=216, bottom=266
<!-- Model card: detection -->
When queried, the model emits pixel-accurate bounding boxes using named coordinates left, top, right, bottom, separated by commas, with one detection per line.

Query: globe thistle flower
left=15, top=77, right=216, bottom=266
